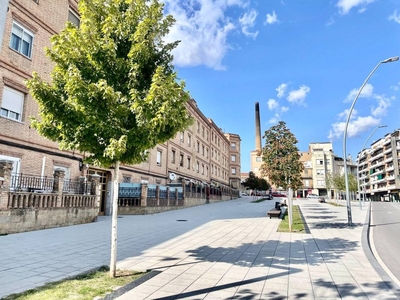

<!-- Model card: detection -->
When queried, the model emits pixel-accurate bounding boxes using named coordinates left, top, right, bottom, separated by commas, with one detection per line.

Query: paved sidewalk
left=1, top=197, right=399, bottom=299
left=116, top=199, right=400, bottom=299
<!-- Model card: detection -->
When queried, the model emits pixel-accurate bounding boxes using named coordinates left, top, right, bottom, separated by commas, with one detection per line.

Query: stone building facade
left=0, top=0, right=241, bottom=216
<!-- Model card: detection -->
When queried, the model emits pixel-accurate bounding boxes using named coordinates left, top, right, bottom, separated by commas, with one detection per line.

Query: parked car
left=241, top=192, right=249, bottom=196
left=318, top=197, right=326, bottom=203
left=306, top=193, right=319, bottom=199
left=271, top=192, right=286, bottom=197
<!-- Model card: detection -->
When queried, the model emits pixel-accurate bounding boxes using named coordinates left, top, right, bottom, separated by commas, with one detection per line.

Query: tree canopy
left=260, top=121, right=303, bottom=190
left=27, top=0, right=192, bottom=168
left=243, top=171, right=270, bottom=191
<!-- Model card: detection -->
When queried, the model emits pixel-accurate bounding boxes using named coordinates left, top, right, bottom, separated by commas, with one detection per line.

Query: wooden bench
left=267, top=208, right=281, bottom=219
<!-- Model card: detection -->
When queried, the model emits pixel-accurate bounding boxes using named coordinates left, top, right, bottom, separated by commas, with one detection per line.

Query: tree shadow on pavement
left=313, top=278, right=400, bottom=299
left=151, top=237, right=360, bottom=300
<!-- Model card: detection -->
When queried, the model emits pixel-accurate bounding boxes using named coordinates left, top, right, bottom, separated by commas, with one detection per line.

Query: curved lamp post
left=343, top=56, right=399, bottom=226
left=356, top=125, right=387, bottom=210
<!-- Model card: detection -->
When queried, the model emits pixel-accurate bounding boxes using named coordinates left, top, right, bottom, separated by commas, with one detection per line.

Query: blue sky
left=162, top=0, right=400, bottom=172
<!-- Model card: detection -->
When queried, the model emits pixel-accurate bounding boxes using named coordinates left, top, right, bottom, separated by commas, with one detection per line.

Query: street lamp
left=356, top=125, right=387, bottom=210
left=343, top=56, right=398, bottom=226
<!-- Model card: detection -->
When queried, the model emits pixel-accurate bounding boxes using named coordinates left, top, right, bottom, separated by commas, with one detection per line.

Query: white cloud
left=281, top=106, right=289, bottom=112
left=344, top=83, right=374, bottom=102
left=265, top=11, right=278, bottom=25
left=336, top=0, right=375, bottom=15
left=390, top=82, right=400, bottom=91
left=326, top=17, right=335, bottom=26
left=328, top=116, right=381, bottom=139
left=371, top=95, right=392, bottom=117
left=239, top=10, right=259, bottom=39
left=268, top=99, right=279, bottom=110
left=389, top=10, right=400, bottom=24
left=287, top=85, right=310, bottom=105
left=276, top=83, right=288, bottom=98
left=269, top=113, right=280, bottom=124
left=329, top=87, right=392, bottom=140
left=163, top=0, right=248, bottom=70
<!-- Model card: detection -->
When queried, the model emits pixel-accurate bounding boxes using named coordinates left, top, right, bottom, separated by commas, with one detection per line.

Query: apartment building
left=299, top=142, right=357, bottom=198
left=0, top=1, right=241, bottom=215
left=358, top=130, right=400, bottom=202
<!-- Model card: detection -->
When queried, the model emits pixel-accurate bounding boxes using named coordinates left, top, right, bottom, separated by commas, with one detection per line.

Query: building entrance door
left=88, top=169, right=108, bottom=216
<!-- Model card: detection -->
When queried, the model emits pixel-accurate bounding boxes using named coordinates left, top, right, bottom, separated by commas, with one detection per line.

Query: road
left=371, top=201, right=400, bottom=284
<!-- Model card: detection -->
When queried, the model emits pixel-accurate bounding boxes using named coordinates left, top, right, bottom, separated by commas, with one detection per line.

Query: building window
left=305, top=180, right=309, bottom=187
left=10, top=22, right=33, bottom=58
left=122, top=176, right=131, bottom=183
left=317, top=180, right=325, bottom=186
left=180, top=132, right=184, bottom=142
left=231, top=142, right=236, bottom=149
left=171, top=150, right=176, bottom=164
left=180, top=154, right=184, bottom=167
left=206, top=148, right=209, bottom=158
left=197, top=121, right=200, bottom=133
left=316, top=159, right=323, bottom=165
left=202, top=126, right=205, bottom=137
left=53, top=165, right=70, bottom=180
left=1, top=86, right=24, bottom=121
left=68, top=9, right=80, bottom=27
left=156, top=150, right=162, bottom=166
left=256, top=157, right=261, bottom=162
left=202, top=164, right=204, bottom=175
left=206, top=166, right=208, bottom=176
left=0, top=154, right=20, bottom=176
left=206, top=130, right=209, bottom=140
left=202, top=145, right=205, bottom=156
left=197, top=141, right=200, bottom=153
left=232, top=168, right=236, bottom=175
left=188, top=134, right=191, bottom=147
left=231, top=155, right=236, bottom=162
left=316, top=169, right=324, bottom=175
left=187, top=157, right=191, bottom=169
left=196, top=162, right=199, bottom=173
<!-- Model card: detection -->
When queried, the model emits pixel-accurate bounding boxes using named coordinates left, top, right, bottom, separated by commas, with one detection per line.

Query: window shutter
left=2, top=87, right=24, bottom=114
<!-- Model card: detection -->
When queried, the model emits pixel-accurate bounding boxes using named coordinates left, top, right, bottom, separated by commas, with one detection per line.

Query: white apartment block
left=358, top=130, right=400, bottom=202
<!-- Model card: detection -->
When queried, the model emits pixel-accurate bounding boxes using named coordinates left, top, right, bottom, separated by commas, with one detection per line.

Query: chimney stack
left=255, top=102, right=262, bottom=154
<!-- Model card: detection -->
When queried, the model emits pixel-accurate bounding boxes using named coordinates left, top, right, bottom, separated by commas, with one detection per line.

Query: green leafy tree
left=258, top=177, right=270, bottom=191
left=27, top=0, right=192, bottom=277
left=260, top=121, right=303, bottom=190
left=243, top=171, right=259, bottom=190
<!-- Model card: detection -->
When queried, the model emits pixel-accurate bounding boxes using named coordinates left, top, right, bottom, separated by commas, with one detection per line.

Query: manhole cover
left=177, top=220, right=188, bottom=222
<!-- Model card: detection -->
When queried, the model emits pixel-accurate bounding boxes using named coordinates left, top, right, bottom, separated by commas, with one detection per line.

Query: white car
left=306, top=194, right=319, bottom=199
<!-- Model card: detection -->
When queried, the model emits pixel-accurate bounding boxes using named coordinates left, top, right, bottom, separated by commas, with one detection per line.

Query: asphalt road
left=371, top=201, right=400, bottom=283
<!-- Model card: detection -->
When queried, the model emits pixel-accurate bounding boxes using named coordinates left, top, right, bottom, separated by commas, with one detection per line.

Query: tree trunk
left=110, top=160, right=120, bottom=278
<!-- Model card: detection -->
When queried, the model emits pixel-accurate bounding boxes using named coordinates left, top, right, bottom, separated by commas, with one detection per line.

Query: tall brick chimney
left=255, top=102, right=262, bottom=154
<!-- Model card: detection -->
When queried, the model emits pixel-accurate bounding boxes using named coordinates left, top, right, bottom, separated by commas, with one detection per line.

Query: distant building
left=299, top=142, right=357, bottom=198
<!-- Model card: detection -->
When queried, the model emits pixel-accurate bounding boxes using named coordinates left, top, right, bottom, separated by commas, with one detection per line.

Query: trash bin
left=275, top=202, right=280, bottom=209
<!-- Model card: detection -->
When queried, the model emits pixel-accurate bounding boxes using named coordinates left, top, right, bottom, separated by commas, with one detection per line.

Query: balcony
left=386, top=165, right=394, bottom=172
left=385, top=156, right=393, bottom=163
left=384, top=147, right=392, bottom=154
left=383, top=138, right=392, bottom=146
left=369, top=152, right=384, bottom=162
left=371, top=160, right=384, bottom=168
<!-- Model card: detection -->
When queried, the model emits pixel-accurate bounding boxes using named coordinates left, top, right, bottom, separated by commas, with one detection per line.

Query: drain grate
left=176, top=219, right=188, bottom=222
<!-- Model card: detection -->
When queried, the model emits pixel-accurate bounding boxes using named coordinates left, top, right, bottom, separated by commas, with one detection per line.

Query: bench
left=267, top=208, right=281, bottom=219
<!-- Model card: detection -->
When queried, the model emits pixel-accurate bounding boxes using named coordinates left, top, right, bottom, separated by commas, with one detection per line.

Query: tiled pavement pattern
left=116, top=199, right=400, bottom=300
left=1, top=197, right=399, bottom=299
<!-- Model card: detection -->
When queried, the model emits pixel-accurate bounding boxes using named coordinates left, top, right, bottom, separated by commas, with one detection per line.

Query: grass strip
left=277, top=205, right=306, bottom=233
left=3, top=266, right=148, bottom=300
left=252, top=198, right=268, bottom=203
